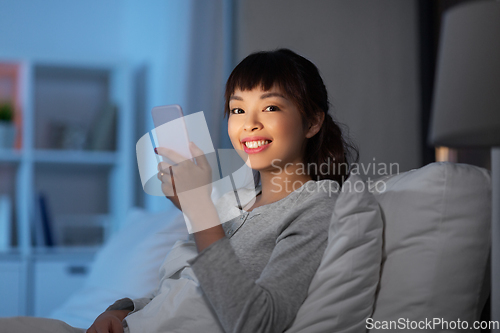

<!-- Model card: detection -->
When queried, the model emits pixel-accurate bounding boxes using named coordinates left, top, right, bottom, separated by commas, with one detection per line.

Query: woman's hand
left=157, top=163, right=182, bottom=211
left=156, top=142, right=223, bottom=239
left=156, top=142, right=213, bottom=217
left=86, top=310, right=131, bottom=333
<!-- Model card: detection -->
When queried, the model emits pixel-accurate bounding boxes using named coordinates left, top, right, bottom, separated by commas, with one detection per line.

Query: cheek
left=227, top=118, right=241, bottom=146
left=272, top=116, right=305, bottom=139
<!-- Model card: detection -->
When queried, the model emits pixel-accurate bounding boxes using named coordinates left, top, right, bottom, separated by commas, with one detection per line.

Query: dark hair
left=224, top=48, right=358, bottom=185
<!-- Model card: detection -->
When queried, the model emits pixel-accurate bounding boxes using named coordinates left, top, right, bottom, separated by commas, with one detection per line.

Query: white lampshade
left=430, top=1, right=500, bottom=147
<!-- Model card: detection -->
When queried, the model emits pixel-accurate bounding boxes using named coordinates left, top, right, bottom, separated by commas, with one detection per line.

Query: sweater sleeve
left=106, top=296, right=153, bottom=313
left=188, top=192, right=334, bottom=333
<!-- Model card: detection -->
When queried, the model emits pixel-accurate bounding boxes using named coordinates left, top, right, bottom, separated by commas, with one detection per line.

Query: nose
left=243, top=111, right=263, bottom=132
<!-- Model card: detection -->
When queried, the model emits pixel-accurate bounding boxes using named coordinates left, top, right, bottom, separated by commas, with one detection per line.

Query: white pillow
left=50, top=207, right=188, bottom=329
left=286, top=174, right=384, bottom=333
left=368, top=162, right=491, bottom=332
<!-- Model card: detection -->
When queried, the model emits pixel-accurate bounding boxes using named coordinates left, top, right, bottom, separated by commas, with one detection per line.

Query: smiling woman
left=109, top=49, right=360, bottom=333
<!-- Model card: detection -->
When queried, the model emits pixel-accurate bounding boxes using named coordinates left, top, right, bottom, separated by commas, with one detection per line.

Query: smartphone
left=151, top=104, right=192, bottom=163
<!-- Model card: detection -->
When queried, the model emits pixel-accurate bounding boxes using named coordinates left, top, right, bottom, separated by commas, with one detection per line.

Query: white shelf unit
left=0, top=60, right=135, bottom=316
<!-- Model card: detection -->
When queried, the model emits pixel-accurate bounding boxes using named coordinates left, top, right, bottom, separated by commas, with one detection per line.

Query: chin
left=245, top=159, right=280, bottom=174
left=244, top=159, right=264, bottom=171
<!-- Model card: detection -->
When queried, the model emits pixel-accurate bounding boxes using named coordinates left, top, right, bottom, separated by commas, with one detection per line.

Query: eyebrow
left=260, top=92, right=286, bottom=100
left=229, top=92, right=287, bottom=101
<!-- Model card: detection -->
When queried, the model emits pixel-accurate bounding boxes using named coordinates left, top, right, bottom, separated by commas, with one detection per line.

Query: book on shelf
left=0, top=194, right=12, bottom=251
left=33, top=192, right=55, bottom=247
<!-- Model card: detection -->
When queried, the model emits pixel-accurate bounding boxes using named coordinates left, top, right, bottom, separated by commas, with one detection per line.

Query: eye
left=230, top=108, right=244, bottom=115
left=264, top=105, right=280, bottom=112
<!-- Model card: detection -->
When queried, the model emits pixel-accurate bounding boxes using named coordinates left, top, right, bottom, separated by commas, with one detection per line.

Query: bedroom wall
left=0, top=0, right=194, bottom=139
left=235, top=0, right=421, bottom=178
left=0, top=0, right=125, bottom=61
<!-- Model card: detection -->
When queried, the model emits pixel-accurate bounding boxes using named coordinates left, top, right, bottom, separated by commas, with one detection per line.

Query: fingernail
left=154, top=148, right=158, bottom=154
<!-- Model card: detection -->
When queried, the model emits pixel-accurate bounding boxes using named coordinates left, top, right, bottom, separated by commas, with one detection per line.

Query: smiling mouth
left=243, top=140, right=272, bottom=149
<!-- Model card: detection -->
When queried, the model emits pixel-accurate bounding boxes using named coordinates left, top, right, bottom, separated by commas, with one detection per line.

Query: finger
left=189, top=142, right=210, bottom=169
left=87, top=324, right=99, bottom=333
left=157, top=161, right=172, bottom=172
left=111, top=319, right=124, bottom=333
left=94, top=325, right=106, bottom=333
left=156, top=146, right=190, bottom=164
left=162, top=182, right=176, bottom=197
left=157, top=170, right=173, bottom=183
left=159, top=168, right=176, bottom=197
left=188, top=141, right=204, bottom=157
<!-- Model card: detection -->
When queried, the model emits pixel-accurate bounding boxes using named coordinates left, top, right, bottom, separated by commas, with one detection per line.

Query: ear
left=305, top=112, right=325, bottom=138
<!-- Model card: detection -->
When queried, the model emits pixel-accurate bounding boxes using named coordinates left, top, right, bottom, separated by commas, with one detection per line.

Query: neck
left=257, top=163, right=312, bottom=205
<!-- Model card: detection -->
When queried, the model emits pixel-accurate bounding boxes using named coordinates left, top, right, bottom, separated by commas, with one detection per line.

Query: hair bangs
left=224, top=51, right=304, bottom=118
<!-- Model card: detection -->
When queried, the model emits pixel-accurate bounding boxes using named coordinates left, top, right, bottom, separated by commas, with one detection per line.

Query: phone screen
left=151, top=104, right=192, bottom=162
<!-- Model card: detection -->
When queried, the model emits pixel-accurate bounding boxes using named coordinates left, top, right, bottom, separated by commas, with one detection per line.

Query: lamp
left=429, top=0, right=500, bottom=329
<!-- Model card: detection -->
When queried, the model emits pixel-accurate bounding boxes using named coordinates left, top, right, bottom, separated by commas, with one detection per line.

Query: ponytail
left=304, top=112, right=358, bottom=185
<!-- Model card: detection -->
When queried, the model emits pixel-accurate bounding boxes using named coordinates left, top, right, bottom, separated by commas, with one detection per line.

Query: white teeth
left=244, top=140, right=270, bottom=148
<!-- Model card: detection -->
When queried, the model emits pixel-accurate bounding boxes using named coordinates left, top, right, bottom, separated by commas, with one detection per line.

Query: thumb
left=188, top=141, right=204, bottom=157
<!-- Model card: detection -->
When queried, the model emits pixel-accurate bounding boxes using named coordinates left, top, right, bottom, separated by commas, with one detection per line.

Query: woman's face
left=228, top=86, right=314, bottom=173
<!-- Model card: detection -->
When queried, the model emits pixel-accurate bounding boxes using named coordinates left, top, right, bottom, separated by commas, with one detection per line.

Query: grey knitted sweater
left=188, top=179, right=338, bottom=332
